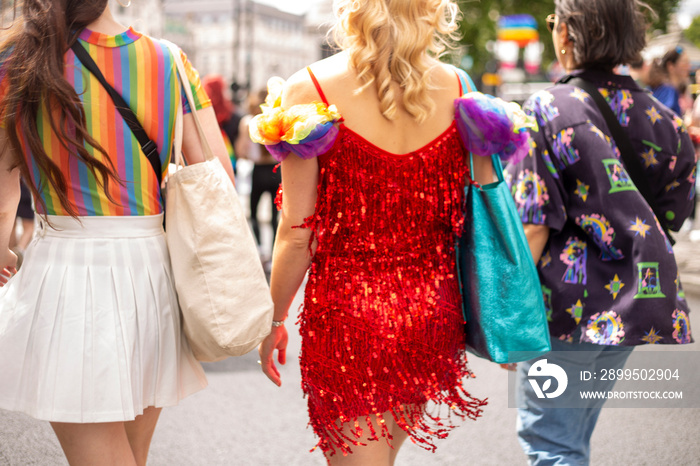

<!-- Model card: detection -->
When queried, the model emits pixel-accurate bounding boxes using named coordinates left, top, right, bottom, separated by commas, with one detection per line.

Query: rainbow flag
left=497, top=14, right=539, bottom=48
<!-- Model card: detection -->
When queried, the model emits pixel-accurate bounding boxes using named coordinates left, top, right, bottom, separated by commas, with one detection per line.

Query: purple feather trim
left=266, top=124, right=339, bottom=162
left=455, top=93, right=530, bottom=164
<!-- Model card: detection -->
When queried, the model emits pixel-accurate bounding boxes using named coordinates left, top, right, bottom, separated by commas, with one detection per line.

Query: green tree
left=645, top=0, right=682, bottom=33
left=457, top=0, right=682, bottom=82
left=457, top=0, right=552, bottom=81
left=685, top=15, right=700, bottom=50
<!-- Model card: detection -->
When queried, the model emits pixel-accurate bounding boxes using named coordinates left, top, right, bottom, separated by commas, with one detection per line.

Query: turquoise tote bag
left=456, top=154, right=551, bottom=364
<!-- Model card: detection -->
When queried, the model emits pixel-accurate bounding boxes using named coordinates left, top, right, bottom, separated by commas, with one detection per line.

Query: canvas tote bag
left=165, top=41, right=273, bottom=362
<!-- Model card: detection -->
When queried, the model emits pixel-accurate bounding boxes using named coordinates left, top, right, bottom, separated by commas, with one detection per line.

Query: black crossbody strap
left=71, top=41, right=162, bottom=185
left=560, top=75, right=675, bottom=245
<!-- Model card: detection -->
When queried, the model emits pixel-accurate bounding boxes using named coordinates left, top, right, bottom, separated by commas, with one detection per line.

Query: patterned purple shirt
left=506, top=69, right=696, bottom=346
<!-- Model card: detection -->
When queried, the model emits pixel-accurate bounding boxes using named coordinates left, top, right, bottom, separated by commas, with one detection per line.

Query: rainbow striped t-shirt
left=0, top=27, right=211, bottom=216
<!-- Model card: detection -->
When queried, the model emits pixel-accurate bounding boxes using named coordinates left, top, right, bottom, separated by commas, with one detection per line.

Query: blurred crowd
left=629, top=45, right=700, bottom=238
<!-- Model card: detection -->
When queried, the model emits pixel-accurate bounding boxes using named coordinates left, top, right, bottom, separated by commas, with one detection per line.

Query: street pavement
left=1, top=201, right=700, bottom=465
left=2, top=285, right=699, bottom=464
left=674, top=227, right=700, bottom=297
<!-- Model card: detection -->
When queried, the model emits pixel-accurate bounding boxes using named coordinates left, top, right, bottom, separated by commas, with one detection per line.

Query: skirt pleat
left=0, top=215, right=207, bottom=423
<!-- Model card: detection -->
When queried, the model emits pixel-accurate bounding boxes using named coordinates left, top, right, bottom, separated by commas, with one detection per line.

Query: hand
left=499, top=363, right=517, bottom=371
left=258, top=325, right=288, bottom=386
left=688, top=125, right=700, bottom=144
left=0, top=248, right=18, bottom=287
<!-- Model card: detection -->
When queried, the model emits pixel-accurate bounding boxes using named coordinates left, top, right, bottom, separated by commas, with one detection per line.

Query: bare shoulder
left=281, top=69, right=319, bottom=108
left=282, top=52, right=351, bottom=108
left=433, top=61, right=462, bottom=88
left=435, top=61, right=458, bottom=76
left=419, top=61, right=462, bottom=99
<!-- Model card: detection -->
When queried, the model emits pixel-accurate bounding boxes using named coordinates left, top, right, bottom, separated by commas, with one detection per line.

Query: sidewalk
left=2, top=314, right=699, bottom=466
left=674, top=227, right=700, bottom=297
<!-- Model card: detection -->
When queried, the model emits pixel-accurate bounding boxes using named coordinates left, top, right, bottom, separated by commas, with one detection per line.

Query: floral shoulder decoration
left=455, top=92, right=538, bottom=164
left=249, top=77, right=343, bottom=162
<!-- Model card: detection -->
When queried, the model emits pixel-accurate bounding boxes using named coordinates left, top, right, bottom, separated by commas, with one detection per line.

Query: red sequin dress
left=297, top=84, right=486, bottom=453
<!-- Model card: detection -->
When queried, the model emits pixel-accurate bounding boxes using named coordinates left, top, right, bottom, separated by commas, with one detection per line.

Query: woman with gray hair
left=506, top=0, right=696, bottom=464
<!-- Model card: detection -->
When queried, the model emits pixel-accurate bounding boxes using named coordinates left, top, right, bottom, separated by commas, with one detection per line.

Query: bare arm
left=0, top=129, right=20, bottom=285
left=258, top=152, right=318, bottom=386
left=471, top=154, right=495, bottom=186
left=258, top=75, right=321, bottom=387
left=523, top=224, right=550, bottom=264
left=270, top=156, right=318, bottom=317
left=181, top=106, right=236, bottom=185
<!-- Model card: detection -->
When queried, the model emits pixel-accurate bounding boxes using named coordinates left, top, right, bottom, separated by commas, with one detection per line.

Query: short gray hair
left=554, top=0, right=653, bottom=71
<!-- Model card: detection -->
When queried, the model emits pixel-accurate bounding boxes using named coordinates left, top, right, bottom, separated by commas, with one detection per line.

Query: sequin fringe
left=293, top=124, right=486, bottom=455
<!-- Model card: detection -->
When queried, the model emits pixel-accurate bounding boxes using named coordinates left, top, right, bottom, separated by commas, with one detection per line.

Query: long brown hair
left=0, top=0, right=119, bottom=217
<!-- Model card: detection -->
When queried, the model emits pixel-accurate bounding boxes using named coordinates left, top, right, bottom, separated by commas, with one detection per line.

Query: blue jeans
left=516, top=338, right=633, bottom=466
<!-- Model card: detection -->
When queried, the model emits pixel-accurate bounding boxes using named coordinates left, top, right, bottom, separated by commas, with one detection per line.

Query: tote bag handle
left=164, top=41, right=216, bottom=169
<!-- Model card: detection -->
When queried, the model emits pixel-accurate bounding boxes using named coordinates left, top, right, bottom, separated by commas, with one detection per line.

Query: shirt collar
left=560, top=68, right=642, bottom=92
left=78, top=27, right=141, bottom=48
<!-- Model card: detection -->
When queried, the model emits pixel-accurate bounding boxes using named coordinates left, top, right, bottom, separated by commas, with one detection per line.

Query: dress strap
left=307, top=66, right=330, bottom=106
left=451, top=65, right=475, bottom=96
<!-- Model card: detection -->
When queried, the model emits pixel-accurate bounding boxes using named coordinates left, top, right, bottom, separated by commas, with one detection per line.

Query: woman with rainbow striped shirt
left=0, top=1, right=234, bottom=464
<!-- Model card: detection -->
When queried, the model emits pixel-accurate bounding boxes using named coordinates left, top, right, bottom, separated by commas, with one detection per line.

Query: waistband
left=38, top=214, right=164, bottom=239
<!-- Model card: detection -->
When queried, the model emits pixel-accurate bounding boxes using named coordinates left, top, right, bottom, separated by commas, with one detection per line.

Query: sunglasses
left=546, top=14, right=556, bottom=33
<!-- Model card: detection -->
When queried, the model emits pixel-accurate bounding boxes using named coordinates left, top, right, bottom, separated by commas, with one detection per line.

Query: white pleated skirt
left=0, top=215, right=207, bottom=423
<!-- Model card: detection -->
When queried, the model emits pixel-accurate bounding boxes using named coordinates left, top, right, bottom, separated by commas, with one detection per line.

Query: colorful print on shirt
left=506, top=69, right=695, bottom=346
left=0, top=28, right=211, bottom=216
left=513, top=169, right=549, bottom=223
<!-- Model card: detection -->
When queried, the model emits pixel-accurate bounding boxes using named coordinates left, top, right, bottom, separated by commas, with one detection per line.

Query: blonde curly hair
left=332, top=0, right=460, bottom=123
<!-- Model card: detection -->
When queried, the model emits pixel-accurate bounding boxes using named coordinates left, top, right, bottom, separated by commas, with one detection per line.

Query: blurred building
left=305, top=0, right=337, bottom=59
left=163, top=0, right=236, bottom=84
left=110, top=0, right=165, bottom=38
left=163, top=0, right=333, bottom=101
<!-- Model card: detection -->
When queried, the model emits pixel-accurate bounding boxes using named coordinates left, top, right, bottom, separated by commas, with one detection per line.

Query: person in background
left=648, top=45, right=691, bottom=116
left=628, top=57, right=651, bottom=87
left=236, top=89, right=281, bottom=260
left=684, top=71, right=700, bottom=234
left=203, top=74, right=240, bottom=174
left=507, top=1, right=696, bottom=465
left=0, top=1, right=234, bottom=464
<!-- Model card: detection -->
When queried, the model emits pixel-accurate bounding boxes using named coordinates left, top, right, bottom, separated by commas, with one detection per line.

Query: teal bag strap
left=469, top=153, right=505, bottom=187
left=450, top=65, right=476, bottom=95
